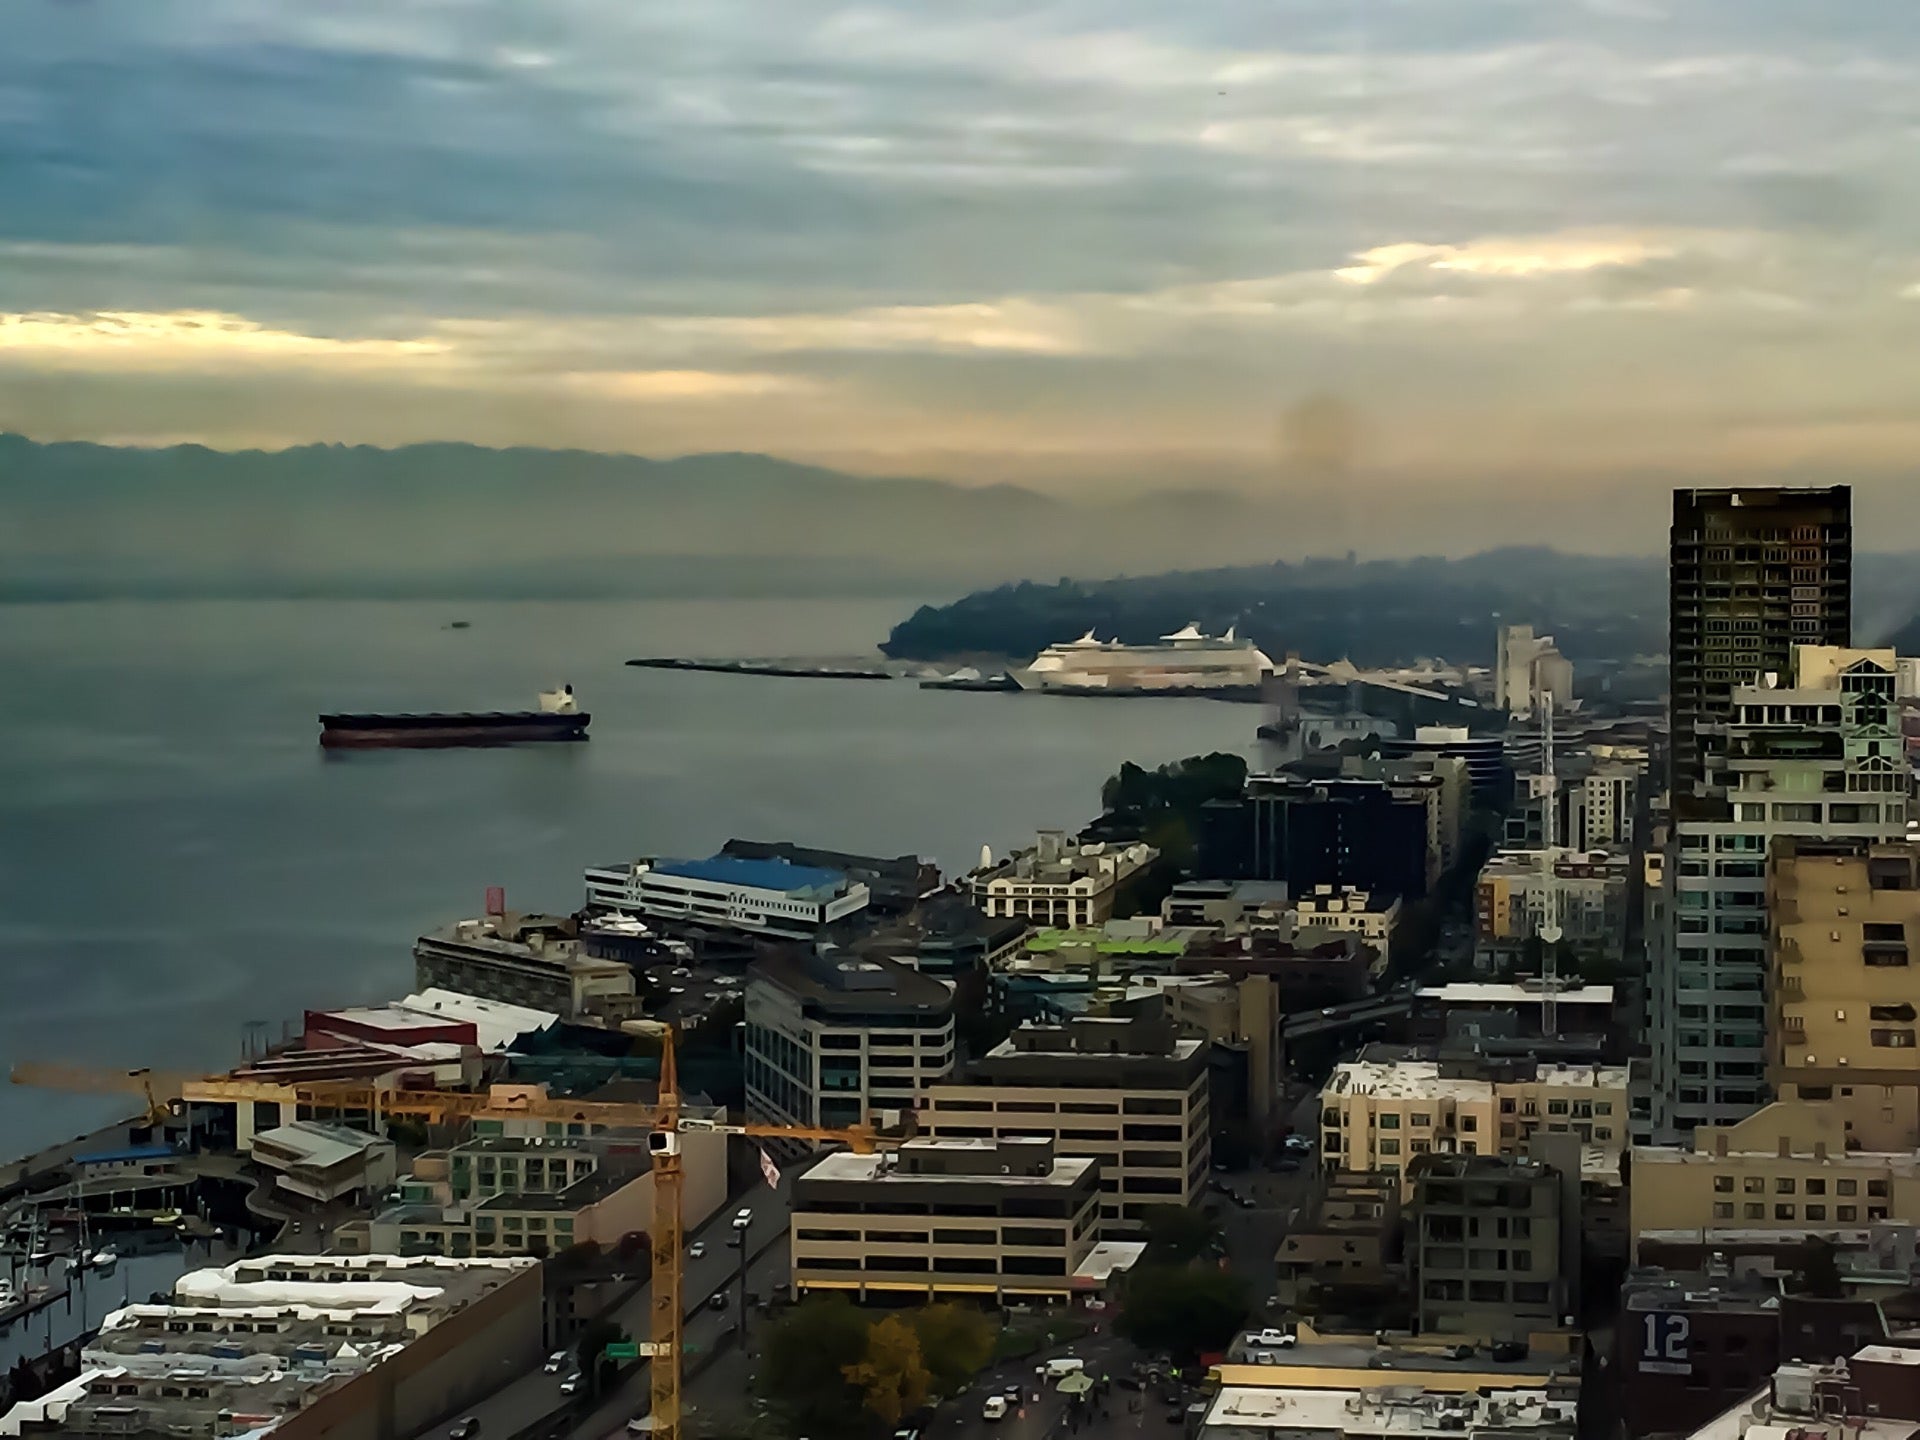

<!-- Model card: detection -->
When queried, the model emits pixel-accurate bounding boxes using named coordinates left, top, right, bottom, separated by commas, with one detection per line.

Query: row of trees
left=762, top=1299, right=997, bottom=1435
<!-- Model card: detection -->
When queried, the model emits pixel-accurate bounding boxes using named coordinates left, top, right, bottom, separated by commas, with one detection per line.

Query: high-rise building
left=1495, top=623, right=1574, bottom=718
left=1669, top=486, right=1851, bottom=796
left=1650, top=647, right=1905, bottom=1139
left=1768, top=836, right=1920, bottom=1145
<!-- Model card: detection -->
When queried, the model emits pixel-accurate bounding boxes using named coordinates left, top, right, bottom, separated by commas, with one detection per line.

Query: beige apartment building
left=920, top=1013, right=1210, bottom=1228
left=1630, top=1099, right=1920, bottom=1257
left=972, top=832, right=1158, bottom=930
left=1320, top=1058, right=1630, bottom=1197
left=789, top=1136, right=1101, bottom=1302
left=1769, top=837, right=1920, bottom=1148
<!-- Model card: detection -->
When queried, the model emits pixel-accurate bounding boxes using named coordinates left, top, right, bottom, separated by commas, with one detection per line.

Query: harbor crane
left=12, top=1030, right=891, bottom=1440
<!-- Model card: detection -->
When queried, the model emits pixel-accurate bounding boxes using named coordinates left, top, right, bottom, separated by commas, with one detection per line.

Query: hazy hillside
left=0, top=434, right=1333, bottom=600
left=884, top=549, right=1920, bottom=669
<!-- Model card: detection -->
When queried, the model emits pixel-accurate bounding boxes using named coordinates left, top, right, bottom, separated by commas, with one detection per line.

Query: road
left=412, top=1177, right=792, bottom=1440
left=571, top=1214, right=794, bottom=1439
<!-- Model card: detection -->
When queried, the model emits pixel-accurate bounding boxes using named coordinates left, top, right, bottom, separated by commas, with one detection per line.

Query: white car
left=688, top=1241, right=706, bottom=1259
left=559, top=1375, right=583, bottom=1396
left=543, top=1351, right=568, bottom=1374
left=982, top=1395, right=1009, bottom=1422
left=1254, top=1328, right=1296, bottom=1348
left=627, top=1421, right=648, bottom=1436
left=734, top=1208, right=753, bottom=1226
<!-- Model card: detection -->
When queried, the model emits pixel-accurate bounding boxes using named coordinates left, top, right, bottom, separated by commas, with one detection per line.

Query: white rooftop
left=400, top=988, right=560, bottom=1051
left=801, top=1143, right=1095, bottom=1188
left=1203, top=1385, right=1570, bottom=1437
left=252, top=1120, right=387, bottom=1172
left=1325, top=1059, right=1628, bottom=1101
left=1073, top=1241, right=1148, bottom=1284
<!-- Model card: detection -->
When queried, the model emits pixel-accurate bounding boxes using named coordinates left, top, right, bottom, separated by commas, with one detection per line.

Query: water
left=0, top=1240, right=243, bottom=1369
left=0, top=597, right=1259, bottom=1159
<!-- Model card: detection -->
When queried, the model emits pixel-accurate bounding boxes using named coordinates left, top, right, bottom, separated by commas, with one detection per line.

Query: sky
left=4, top=0, right=1920, bottom=520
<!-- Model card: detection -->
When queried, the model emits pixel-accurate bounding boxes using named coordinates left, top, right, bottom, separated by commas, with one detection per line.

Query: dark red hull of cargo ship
left=318, top=711, right=591, bottom=748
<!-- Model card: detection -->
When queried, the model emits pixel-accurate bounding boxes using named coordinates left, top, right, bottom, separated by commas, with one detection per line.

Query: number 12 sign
left=1640, top=1312, right=1693, bottom=1375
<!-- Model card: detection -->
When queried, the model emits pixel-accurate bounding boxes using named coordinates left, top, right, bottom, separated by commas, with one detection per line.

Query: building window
left=1776, top=1177, right=1796, bottom=1194
left=1805, top=1205, right=1826, bottom=1221
left=1775, top=1204, right=1795, bottom=1221
left=1869, top=1180, right=1890, bottom=1198
left=1713, top=1203, right=1734, bottom=1219
left=1806, top=1179, right=1826, bottom=1196
left=1714, top=1176, right=1734, bottom=1194
left=1379, top=1114, right=1401, bottom=1130
left=1838, top=1179, right=1858, bottom=1196
left=1744, top=1177, right=1764, bottom=1194
left=1744, top=1204, right=1764, bottom=1220
left=1379, top=1139, right=1401, bottom=1156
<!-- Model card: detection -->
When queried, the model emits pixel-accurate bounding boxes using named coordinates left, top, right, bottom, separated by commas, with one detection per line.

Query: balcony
left=1775, top=975, right=1804, bottom=1000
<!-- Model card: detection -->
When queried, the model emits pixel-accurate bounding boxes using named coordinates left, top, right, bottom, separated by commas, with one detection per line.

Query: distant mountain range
left=4, top=436, right=1919, bottom=665
left=0, top=433, right=1356, bottom=601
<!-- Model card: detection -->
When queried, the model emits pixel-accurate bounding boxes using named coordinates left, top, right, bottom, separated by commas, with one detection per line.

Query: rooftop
left=398, top=988, right=560, bottom=1049
left=1202, top=1384, right=1573, bottom=1437
left=799, top=1141, right=1095, bottom=1188
left=1326, top=1059, right=1628, bottom=1100
left=651, top=854, right=849, bottom=893
left=752, top=947, right=954, bottom=1017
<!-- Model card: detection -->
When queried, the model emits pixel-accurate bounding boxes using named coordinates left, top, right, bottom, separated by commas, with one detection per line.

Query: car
left=1321, top=1006, right=1336, bottom=1017
left=559, top=1375, right=583, bottom=1396
left=708, top=1291, right=728, bottom=1311
left=1002, top=1384, right=1024, bottom=1402
left=627, top=1420, right=649, bottom=1435
left=1251, top=1350, right=1276, bottom=1365
left=543, top=1351, right=569, bottom=1374
left=1283, top=1135, right=1313, bottom=1153
left=734, top=1207, right=753, bottom=1226
left=688, top=1241, right=706, bottom=1258
left=1490, top=1341, right=1528, bottom=1362
left=982, top=1395, right=1009, bottom=1422
left=1254, top=1328, right=1296, bottom=1348
left=1039, top=1357, right=1085, bottom=1379
left=449, top=1420, right=480, bottom=1440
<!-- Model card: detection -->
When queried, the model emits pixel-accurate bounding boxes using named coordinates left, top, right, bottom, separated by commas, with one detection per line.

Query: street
left=411, top=1177, right=793, bottom=1440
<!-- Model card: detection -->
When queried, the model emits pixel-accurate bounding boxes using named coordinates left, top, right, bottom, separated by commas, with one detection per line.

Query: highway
left=412, top=1177, right=792, bottom=1440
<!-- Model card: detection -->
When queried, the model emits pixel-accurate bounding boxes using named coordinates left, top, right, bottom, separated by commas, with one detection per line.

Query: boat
left=919, top=667, right=1019, bottom=693
left=1013, top=623, right=1275, bottom=694
left=319, top=687, right=590, bottom=749
left=87, top=1248, right=118, bottom=1274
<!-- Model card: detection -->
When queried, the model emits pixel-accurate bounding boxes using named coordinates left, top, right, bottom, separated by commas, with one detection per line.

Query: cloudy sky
left=4, top=0, right=1919, bottom=514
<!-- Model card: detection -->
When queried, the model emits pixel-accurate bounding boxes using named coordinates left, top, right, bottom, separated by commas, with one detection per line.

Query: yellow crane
left=11, top=1035, right=885, bottom=1440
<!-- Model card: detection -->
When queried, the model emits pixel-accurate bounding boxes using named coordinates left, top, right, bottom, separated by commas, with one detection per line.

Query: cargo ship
left=319, top=687, right=590, bottom=749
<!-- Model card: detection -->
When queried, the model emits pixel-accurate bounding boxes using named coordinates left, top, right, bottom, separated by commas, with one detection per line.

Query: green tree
left=1139, top=1205, right=1218, bottom=1264
left=908, top=1304, right=998, bottom=1397
left=843, top=1314, right=932, bottom=1428
left=1794, top=1237, right=1844, bottom=1299
left=1117, top=1264, right=1250, bottom=1363
left=575, top=1318, right=628, bottom=1393
left=763, top=1296, right=872, bottom=1436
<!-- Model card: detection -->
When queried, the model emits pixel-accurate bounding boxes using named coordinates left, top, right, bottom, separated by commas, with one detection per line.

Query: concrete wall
left=271, top=1262, right=543, bottom=1440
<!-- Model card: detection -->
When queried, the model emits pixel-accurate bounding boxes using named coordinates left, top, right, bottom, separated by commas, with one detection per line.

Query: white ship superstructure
left=1013, top=623, right=1274, bottom=692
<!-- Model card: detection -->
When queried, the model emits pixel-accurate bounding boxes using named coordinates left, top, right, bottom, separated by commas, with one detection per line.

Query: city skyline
left=5, top=3, right=1920, bottom=553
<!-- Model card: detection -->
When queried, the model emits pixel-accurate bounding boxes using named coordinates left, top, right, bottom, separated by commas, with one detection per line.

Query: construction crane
left=10, top=1062, right=189, bottom=1129
left=11, top=1032, right=887, bottom=1440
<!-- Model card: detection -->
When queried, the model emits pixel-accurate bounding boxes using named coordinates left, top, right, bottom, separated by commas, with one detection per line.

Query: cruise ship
left=1013, top=623, right=1276, bottom=694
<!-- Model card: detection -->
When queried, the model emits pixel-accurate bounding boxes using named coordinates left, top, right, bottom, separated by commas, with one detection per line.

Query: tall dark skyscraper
left=1668, top=486, right=1852, bottom=793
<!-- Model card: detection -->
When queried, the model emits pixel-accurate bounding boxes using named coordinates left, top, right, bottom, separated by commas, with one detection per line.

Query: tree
left=1139, top=1205, right=1218, bottom=1264
left=1116, top=1263, right=1250, bottom=1363
left=1794, top=1237, right=1844, bottom=1299
left=843, top=1313, right=933, bottom=1428
left=908, top=1304, right=997, bottom=1397
left=763, top=1296, right=873, bottom=1436
left=575, top=1318, right=628, bottom=1393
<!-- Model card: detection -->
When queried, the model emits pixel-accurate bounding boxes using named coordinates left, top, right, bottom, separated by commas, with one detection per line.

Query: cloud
left=1, top=0, right=1919, bottom=545
left=0, top=310, right=446, bottom=371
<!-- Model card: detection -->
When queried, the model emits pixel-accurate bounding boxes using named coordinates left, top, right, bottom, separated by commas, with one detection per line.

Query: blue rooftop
left=654, top=855, right=846, bottom=893
left=74, top=1143, right=175, bottom=1165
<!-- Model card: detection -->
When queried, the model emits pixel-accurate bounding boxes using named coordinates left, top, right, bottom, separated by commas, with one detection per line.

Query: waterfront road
left=411, top=1179, right=791, bottom=1440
